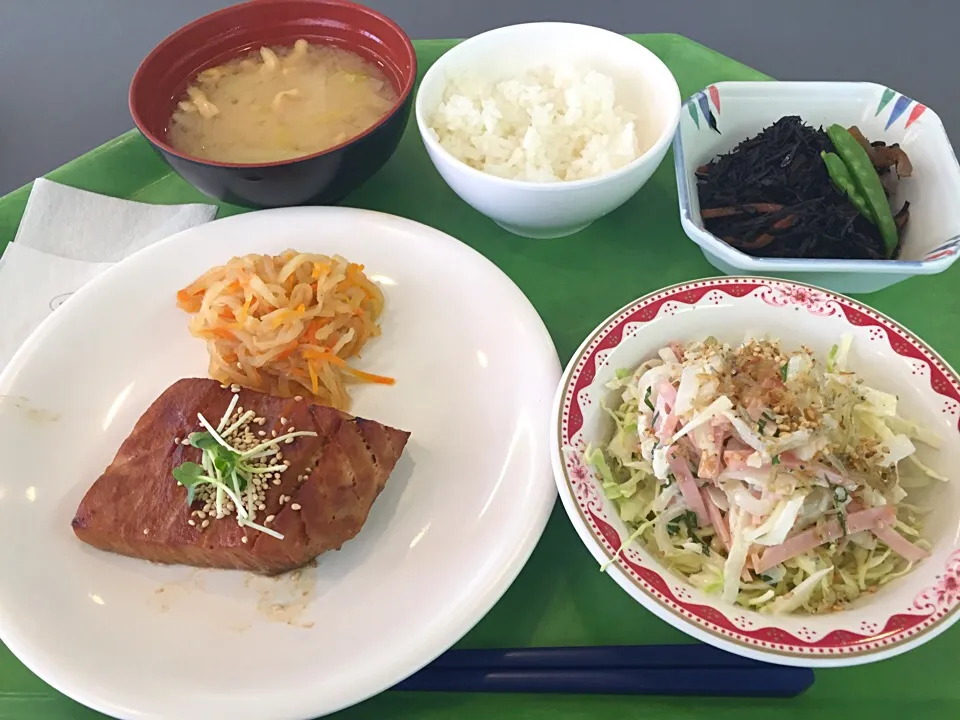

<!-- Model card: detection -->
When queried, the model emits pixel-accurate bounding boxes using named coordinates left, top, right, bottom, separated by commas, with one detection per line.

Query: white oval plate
left=0, top=208, right=560, bottom=720
left=551, top=277, right=960, bottom=666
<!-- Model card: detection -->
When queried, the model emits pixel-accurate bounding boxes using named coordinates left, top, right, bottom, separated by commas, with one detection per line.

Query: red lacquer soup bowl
left=130, top=0, right=416, bottom=208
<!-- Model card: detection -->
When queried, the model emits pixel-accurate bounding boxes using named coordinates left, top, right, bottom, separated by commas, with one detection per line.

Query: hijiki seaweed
left=696, top=116, right=911, bottom=260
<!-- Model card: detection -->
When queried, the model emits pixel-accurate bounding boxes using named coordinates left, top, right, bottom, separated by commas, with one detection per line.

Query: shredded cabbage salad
left=585, top=335, right=943, bottom=614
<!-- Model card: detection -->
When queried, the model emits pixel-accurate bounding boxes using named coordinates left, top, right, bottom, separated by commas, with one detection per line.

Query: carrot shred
left=346, top=263, right=368, bottom=286
left=176, top=288, right=203, bottom=312
left=269, top=309, right=293, bottom=328
left=306, top=319, right=328, bottom=339
left=342, top=366, right=396, bottom=385
left=237, top=296, right=252, bottom=323
left=275, top=344, right=298, bottom=361
left=307, top=360, right=320, bottom=395
left=302, top=347, right=345, bottom=366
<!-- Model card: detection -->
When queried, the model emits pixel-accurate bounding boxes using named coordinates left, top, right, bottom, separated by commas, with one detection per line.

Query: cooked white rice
left=427, top=65, right=639, bottom=182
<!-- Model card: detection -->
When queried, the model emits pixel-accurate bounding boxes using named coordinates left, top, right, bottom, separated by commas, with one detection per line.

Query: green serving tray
left=1, top=34, right=957, bottom=720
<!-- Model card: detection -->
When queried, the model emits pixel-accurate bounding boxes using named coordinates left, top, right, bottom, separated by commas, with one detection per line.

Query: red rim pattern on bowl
left=556, top=277, right=960, bottom=660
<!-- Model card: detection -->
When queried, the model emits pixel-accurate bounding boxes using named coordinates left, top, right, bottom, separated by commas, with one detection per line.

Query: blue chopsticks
left=392, top=645, right=815, bottom=698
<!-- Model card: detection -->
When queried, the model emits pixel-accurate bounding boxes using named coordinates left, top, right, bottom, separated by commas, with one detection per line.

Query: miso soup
left=169, top=39, right=398, bottom=163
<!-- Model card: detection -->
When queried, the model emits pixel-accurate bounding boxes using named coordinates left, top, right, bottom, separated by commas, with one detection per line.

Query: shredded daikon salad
left=177, top=250, right=391, bottom=411
left=585, top=335, right=944, bottom=614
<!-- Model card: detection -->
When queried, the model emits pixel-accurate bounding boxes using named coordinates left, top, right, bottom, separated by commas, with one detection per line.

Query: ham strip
left=698, top=449, right=718, bottom=479
left=703, top=490, right=752, bottom=582
left=654, top=381, right=679, bottom=443
left=712, top=417, right=731, bottom=448
left=725, top=438, right=752, bottom=453
left=680, top=435, right=703, bottom=474
left=845, top=501, right=929, bottom=563
left=756, top=505, right=896, bottom=574
left=722, top=449, right=755, bottom=470
left=669, top=454, right=710, bottom=527
left=704, top=490, right=730, bottom=548
left=870, top=523, right=930, bottom=563
left=657, top=381, right=678, bottom=409
left=658, top=413, right=680, bottom=443
left=745, top=400, right=766, bottom=421
left=698, top=418, right=729, bottom=480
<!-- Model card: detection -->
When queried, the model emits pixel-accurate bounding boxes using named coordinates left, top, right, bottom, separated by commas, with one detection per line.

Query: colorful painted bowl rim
left=552, top=276, right=960, bottom=666
left=672, top=80, right=960, bottom=272
left=414, top=22, right=682, bottom=192
left=129, top=0, right=417, bottom=170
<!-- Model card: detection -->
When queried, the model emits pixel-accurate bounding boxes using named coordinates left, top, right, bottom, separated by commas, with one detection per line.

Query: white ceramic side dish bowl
left=551, top=276, right=960, bottom=667
left=415, top=22, right=681, bottom=239
left=673, top=81, right=960, bottom=293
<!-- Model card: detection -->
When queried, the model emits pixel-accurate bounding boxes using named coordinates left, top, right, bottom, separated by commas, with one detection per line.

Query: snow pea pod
left=826, top=124, right=898, bottom=257
left=820, top=151, right=875, bottom=223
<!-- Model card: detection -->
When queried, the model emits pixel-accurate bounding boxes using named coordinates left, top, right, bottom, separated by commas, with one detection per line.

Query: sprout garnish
left=172, top=393, right=317, bottom=540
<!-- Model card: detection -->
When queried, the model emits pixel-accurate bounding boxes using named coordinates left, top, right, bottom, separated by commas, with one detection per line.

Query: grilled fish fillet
left=72, top=378, right=409, bottom=574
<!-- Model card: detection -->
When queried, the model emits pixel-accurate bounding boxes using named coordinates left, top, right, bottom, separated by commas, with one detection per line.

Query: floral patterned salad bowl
left=551, top=277, right=960, bottom=666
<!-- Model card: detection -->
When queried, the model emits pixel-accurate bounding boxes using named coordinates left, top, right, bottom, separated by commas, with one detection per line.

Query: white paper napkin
left=0, top=179, right=218, bottom=370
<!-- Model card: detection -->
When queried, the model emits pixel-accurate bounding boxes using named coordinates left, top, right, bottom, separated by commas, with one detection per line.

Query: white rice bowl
left=427, top=65, right=640, bottom=182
